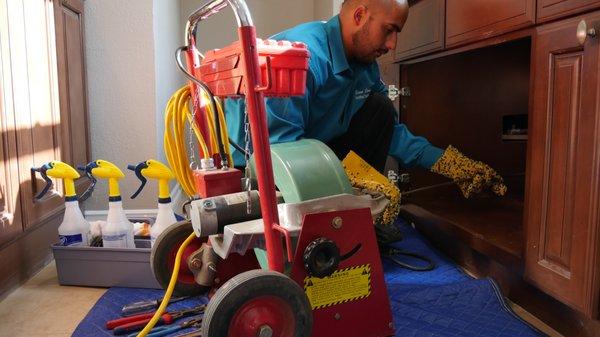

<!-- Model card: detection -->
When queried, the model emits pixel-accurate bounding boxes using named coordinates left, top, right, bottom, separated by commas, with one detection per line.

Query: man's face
left=351, top=2, right=408, bottom=63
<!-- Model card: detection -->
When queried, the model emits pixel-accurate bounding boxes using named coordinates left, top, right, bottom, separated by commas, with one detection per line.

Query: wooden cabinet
left=446, top=0, right=536, bottom=47
left=14, top=0, right=66, bottom=229
left=392, top=0, right=600, bottom=333
left=395, top=0, right=445, bottom=61
left=538, top=0, right=600, bottom=23
left=0, top=0, right=63, bottom=234
left=0, top=96, right=22, bottom=248
left=525, top=11, right=600, bottom=317
left=0, top=0, right=89, bottom=297
left=0, top=2, right=23, bottom=248
left=54, top=0, right=90, bottom=194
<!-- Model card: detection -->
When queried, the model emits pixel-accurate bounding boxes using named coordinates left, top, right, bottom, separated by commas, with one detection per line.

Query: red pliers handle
left=107, top=313, right=174, bottom=335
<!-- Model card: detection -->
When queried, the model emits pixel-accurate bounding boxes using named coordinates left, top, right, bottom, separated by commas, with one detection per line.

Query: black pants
left=327, top=92, right=395, bottom=173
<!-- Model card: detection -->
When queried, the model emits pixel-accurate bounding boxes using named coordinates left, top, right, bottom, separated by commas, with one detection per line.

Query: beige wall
left=314, top=0, right=343, bottom=21
left=84, top=0, right=159, bottom=210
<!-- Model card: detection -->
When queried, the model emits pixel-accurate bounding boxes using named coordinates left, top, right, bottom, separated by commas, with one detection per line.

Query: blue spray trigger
left=31, top=163, right=54, bottom=200
left=128, top=162, right=148, bottom=199
left=77, top=161, right=98, bottom=201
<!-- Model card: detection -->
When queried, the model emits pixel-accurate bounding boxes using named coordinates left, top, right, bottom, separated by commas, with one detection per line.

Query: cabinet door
left=525, top=11, right=600, bottom=317
left=53, top=0, right=90, bottom=194
left=446, top=0, right=535, bottom=47
left=538, top=0, right=600, bottom=23
left=6, top=0, right=64, bottom=229
left=0, top=1, right=23, bottom=246
left=395, top=0, right=445, bottom=61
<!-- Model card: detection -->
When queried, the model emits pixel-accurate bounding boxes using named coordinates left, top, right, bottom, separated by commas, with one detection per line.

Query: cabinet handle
left=577, top=20, right=597, bottom=45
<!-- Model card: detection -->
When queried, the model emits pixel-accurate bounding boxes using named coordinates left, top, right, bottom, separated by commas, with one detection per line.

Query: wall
left=153, top=0, right=184, bottom=166
left=314, top=0, right=343, bottom=21
left=84, top=0, right=159, bottom=210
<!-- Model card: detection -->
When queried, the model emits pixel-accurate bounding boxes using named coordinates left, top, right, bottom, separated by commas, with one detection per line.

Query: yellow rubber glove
left=342, top=151, right=401, bottom=226
left=430, top=145, right=507, bottom=198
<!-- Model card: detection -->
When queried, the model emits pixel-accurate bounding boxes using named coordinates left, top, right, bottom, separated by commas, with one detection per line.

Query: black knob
left=303, top=237, right=340, bottom=278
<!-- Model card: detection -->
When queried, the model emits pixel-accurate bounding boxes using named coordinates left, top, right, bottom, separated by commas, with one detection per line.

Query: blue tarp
left=73, top=220, right=544, bottom=337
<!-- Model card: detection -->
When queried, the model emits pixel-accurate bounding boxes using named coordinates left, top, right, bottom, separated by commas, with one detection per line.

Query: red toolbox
left=197, top=39, right=310, bottom=97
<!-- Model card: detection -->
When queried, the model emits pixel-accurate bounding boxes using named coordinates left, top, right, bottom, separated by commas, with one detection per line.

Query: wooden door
left=4, top=0, right=65, bottom=229
left=446, top=0, right=535, bottom=47
left=538, top=0, right=600, bottom=23
left=0, top=1, right=24, bottom=246
left=525, top=10, right=600, bottom=317
left=53, top=0, right=90, bottom=194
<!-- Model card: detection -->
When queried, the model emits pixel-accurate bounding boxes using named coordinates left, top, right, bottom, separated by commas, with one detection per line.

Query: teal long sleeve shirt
left=224, top=15, right=443, bottom=168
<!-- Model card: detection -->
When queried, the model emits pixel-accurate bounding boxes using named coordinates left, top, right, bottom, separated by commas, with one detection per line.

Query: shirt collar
left=325, top=15, right=351, bottom=75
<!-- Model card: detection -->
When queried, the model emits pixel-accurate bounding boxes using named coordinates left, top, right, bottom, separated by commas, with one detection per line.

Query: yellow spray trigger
left=90, top=160, right=125, bottom=179
left=128, top=159, right=174, bottom=200
left=80, top=159, right=125, bottom=199
left=31, top=161, right=80, bottom=200
left=46, top=161, right=80, bottom=180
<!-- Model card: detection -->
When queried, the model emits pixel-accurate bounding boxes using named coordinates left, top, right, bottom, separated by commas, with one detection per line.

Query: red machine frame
left=176, top=1, right=395, bottom=336
left=179, top=0, right=290, bottom=273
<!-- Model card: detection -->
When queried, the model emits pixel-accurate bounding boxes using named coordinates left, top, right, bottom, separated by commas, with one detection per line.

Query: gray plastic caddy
left=51, top=240, right=161, bottom=289
left=51, top=210, right=162, bottom=289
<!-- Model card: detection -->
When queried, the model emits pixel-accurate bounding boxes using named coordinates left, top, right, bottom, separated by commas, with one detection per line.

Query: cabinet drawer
left=538, top=0, right=600, bottom=22
left=395, top=0, right=445, bottom=61
left=446, top=0, right=535, bottom=47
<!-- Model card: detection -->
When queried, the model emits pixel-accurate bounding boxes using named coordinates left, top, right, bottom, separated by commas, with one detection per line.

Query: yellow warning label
left=303, top=264, right=371, bottom=310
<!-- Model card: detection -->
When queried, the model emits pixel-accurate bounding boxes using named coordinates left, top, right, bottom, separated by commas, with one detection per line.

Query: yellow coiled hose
left=136, top=233, right=197, bottom=337
left=164, top=85, right=233, bottom=197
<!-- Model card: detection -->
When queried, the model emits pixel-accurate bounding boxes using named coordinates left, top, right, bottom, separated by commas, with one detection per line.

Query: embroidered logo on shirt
left=354, top=88, right=371, bottom=100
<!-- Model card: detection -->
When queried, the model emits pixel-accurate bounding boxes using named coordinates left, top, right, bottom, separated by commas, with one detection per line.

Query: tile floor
left=0, top=262, right=105, bottom=337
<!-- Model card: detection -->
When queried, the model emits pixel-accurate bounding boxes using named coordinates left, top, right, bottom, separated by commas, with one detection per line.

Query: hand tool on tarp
left=173, top=329, right=203, bottom=337
left=126, top=317, right=203, bottom=337
left=107, top=304, right=205, bottom=335
left=121, top=296, right=189, bottom=316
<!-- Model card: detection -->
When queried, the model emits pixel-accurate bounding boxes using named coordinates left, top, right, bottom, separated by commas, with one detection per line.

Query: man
left=225, top=0, right=506, bottom=199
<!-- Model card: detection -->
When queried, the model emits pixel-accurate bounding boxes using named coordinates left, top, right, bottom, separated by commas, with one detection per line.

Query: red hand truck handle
left=177, top=0, right=286, bottom=272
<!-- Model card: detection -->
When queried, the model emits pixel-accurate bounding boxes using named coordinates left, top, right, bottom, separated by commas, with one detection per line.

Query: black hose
left=204, top=93, right=227, bottom=167
left=210, top=96, right=228, bottom=166
left=229, top=137, right=249, bottom=157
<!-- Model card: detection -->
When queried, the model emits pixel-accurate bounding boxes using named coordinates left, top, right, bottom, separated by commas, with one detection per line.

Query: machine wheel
left=201, top=269, right=313, bottom=337
left=150, top=220, right=209, bottom=296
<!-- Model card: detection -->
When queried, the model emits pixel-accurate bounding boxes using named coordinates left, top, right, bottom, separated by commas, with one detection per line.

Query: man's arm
left=389, top=124, right=444, bottom=168
left=262, top=63, right=317, bottom=144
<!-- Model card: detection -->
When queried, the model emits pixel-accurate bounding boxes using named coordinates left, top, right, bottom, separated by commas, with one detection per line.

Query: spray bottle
left=128, top=159, right=177, bottom=245
left=79, top=160, right=135, bottom=248
left=31, top=161, right=90, bottom=246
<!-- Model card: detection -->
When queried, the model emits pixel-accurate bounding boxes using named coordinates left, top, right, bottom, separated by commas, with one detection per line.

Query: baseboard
left=0, top=211, right=62, bottom=301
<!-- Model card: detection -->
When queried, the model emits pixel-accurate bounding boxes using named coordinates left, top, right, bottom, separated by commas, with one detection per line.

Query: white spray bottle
left=128, top=159, right=177, bottom=246
left=79, top=160, right=135, bottom=248
left=32, top=161, right=90, bottom=246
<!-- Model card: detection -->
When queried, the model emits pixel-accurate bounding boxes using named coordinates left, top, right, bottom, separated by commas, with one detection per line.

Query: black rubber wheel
left=201, top=269, right=313, bottom=337
left=150, top=220, right=209, bottom=296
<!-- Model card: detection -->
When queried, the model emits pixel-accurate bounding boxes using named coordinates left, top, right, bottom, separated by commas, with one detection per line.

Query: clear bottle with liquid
left=103, top=200, right=135, bottom=248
